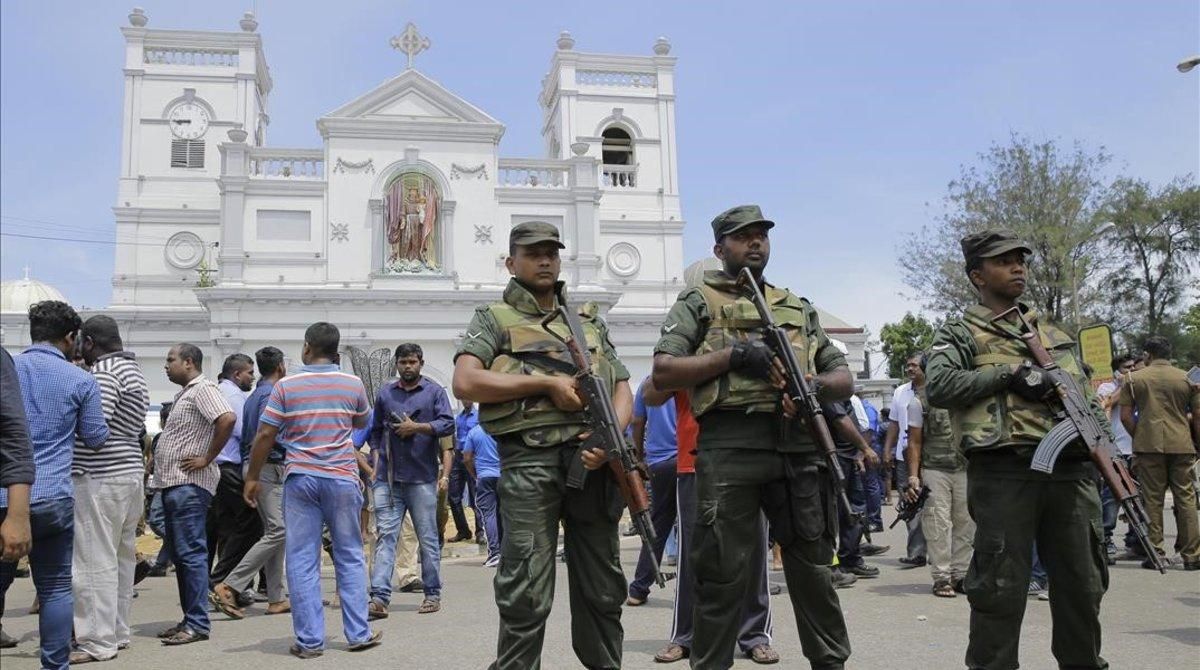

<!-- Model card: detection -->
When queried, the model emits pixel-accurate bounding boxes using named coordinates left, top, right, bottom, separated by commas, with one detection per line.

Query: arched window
left=601, top=127, right=633, bottom=165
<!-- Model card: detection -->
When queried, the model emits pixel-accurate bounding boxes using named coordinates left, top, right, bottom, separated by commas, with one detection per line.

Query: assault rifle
left=735, top=267, right=859, bottom=522
left=1002, top=307, right=1166, bottom=574
left=540, top=304, right=664, bottom=588
left=890, top=485, right=930, bottom=529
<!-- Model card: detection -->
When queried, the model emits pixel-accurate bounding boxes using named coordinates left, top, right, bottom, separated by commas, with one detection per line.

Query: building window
left=601, top=127, right=632, bottom=165
left=171, top=139, right=205, bottom=168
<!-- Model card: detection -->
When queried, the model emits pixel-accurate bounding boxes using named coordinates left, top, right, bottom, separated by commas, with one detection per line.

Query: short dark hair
left=394, top=343, right=423, bottom=361
left=255, top=346, right=284, bottom=377
left=175, top=343, right=204, bottom=371
left=1081, top=363, right=1095, bottom=379
left=305, top=322, right=340, bottom=359
left=1142, top=335, right=1172, bottom=360
left=1110, top=353, right=1136, bottom=373
left=28, top=300, right=81, bottom=343
left=964, top=256, right=984, bottom=283
left=81, top=315, right=122, bottom=352
left=220, top=353, right=254, bottom=380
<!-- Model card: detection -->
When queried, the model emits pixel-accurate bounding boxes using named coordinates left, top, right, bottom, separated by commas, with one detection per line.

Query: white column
left=217, top=130, right=250, bottom=283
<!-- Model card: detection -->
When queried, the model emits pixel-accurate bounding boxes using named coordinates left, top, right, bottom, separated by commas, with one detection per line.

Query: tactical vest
left=916, top=387, right=964, bottom=471
left=952, top=304, right=1082, bottom=453
left=690, top=271, right=819, bottom=417
left=477, top=287, right=618, bottom=448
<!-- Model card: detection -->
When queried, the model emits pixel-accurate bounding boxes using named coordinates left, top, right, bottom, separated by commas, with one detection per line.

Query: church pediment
left=322, top=69, right=501, bottom=125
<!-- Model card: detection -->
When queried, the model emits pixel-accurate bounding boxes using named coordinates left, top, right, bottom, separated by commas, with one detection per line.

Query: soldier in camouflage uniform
left=451, top=221, right=633, bottom=670
left=925, top=230, right=1110, bottom=670
left=652, top=205, right=853, bottom=670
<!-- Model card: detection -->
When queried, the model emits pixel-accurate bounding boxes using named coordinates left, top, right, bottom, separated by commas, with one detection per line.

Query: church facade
left=96, top=12, right=688, bottom=399
left=2, top=10, right=867, bottom=402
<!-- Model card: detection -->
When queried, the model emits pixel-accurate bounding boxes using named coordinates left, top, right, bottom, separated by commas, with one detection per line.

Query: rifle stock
left=540, top=305, right=665, bottom=588
left=735, top=267, right=860, bottom=523
left=1002, top=308, right=1166, bottom=574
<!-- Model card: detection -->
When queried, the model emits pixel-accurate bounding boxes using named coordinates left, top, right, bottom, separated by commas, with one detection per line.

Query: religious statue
left=384, top=172, right=440, bottom=273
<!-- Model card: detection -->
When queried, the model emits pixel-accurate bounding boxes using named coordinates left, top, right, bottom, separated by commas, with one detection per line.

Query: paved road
left=2, top=507, right=1197, bottom=669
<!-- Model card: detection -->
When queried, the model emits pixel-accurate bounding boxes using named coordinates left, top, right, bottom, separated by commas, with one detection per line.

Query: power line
left=0, top=231, right=196, bottom=248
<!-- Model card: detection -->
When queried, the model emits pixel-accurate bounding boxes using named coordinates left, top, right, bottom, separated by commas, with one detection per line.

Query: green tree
left=1098, top=177, right=1200, bottom=338
left=880, top=313, right=936, bottom=379
left=900, top=134, right=1113, bottom=331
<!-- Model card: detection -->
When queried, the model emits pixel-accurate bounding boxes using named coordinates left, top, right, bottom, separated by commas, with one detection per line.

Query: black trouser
left=628, top=456, right=678, bottom=599
left=692, top=448, right=849, bottom=670
left=207, top=463, right=263, bottom=586
left=671, top=472, right=772, bottom=653
left=836, top=454, right=866, bottom=568
left=447, top=450, right=478, bottom=537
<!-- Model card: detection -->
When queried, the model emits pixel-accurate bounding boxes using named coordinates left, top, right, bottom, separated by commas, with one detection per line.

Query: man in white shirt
left=1096, top=354, right=1138, bottom=561
left=883, top=353, right=927, bottom=566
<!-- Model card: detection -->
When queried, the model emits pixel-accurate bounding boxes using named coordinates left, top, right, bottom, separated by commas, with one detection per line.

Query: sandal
left=265, top=600, right=291, bottom=615
left=209, top=587, right=245, bottom=620
left=418, top=598, right=441, bottom=614
left=746, top=644, right=780, bottom=664
left=625, top=595, right=646, bottom=607
left=160, top=628, right=209, bottom=646
left=933, top=580, right=957, bottom=598
left=289, top=644, right=323, bottom=659
left=347, top=629, right=383, bottom=651
left=654, top=643, right=690, bottom=663
left=368, top=599, right=389, bottom=620
left=69, top=651, right=102, bottom=664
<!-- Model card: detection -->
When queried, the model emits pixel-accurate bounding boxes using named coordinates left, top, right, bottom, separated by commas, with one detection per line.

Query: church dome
left=0, top=269, right=68, bottom=314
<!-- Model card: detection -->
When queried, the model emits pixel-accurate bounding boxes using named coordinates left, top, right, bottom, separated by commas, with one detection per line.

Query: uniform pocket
left=495, top=530, right=537, bottom=619
left=790, top=470, right=826, bottom=542
left=965, top=528, right=1008, bottom=596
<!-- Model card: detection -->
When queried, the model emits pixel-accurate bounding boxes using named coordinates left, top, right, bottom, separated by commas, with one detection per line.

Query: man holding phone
left=367, top=343, right=455, bottom=618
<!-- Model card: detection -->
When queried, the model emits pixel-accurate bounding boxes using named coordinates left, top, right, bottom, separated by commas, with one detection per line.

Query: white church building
left=1, top=9, right=866, bottom=402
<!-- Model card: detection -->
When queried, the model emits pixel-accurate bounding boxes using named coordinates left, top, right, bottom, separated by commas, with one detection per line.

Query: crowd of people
left=0, top=215, right=1197, bottom=670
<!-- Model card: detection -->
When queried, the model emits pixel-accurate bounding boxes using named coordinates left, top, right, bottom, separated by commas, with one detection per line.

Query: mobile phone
left=1187, top=366, right=1200, bottom=385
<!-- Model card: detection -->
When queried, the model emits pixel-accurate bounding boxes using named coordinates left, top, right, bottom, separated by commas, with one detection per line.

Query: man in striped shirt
left=154, top=343, right=236, bottom=646
left=69, top=316, right=150, bottom=663
left=244, top=322, right=382, bottom=658
left=0, top=301, right=108, bottom=670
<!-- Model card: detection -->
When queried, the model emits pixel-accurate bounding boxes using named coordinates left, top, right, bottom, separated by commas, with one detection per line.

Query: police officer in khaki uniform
left=926, top=230, right=1110, bottom=670
left=1117, top=335, right=1200, bottom=569
left=652, top=205, right=853, bottom=670
left=452, top=221, right=633, bottom=670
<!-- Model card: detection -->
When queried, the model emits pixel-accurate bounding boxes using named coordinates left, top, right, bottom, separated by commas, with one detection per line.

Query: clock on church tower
left=168, top=102, right=210, bottom=140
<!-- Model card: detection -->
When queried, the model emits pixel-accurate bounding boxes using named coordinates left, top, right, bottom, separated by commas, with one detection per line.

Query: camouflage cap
left=509, top=221, right=565, bottom=249
left=960, top=229, right=1032, bottom=262
left=711, top=205, right=775, bottom=241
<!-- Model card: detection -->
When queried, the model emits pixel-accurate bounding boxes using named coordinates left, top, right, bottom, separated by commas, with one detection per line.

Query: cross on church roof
left=390, top=22, right=431, bottom=69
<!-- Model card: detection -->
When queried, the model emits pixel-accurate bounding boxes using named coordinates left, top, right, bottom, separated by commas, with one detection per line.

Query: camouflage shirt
left=926, top=302, right=1107, bottom=462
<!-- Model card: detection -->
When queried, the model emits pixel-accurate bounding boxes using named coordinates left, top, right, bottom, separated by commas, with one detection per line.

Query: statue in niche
left=384, top=172, right=440, bottom=273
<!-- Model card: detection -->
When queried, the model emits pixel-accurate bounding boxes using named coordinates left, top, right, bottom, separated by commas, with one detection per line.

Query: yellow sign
left=1078, top=324, right=1114, bottom=388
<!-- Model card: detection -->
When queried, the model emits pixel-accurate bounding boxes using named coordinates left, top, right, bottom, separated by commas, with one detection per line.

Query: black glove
left=1009, top=361, right=1056, bottom=403
left=730, top=340, right=774, bottom=380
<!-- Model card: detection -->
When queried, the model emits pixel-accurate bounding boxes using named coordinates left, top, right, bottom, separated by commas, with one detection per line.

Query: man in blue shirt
left=446, top=401, right=480, bottom=543
left=0, top=300, right=108, bottom=670
left=859, top=394, right=885, bottom=532
left=367, top=344, right=454, bottom=618
left=208, top=354, right=262, bottom=589
left=462, top=423, right=501, bottom=566
left=212, top=347, right=290, bottom=617
left=625, top=378, right=679, bottom=607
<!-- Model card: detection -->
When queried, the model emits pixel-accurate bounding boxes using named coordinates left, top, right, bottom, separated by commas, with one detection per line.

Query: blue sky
left=2, top=1, right=1197, bottom=373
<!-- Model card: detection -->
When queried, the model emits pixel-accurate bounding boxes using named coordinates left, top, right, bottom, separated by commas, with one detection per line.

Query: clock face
left=169, top=103, right=210, bottom=140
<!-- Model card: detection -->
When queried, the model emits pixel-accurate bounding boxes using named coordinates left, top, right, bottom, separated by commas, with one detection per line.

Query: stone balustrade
left=144, top=48, right=239, bottom=66
left=497, top=159, right=570, bottom=188
left=248, top=149, right=325, bottom=179
left=602, top=164, right=638, bottom=189
left=576, top=70, right=657, bottom=88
